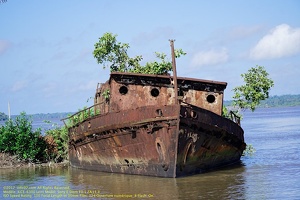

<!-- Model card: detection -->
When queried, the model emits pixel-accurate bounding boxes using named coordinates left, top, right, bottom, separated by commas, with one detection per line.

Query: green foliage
left=243, top=144, right=256, bottom=156
left=102, top=89, right=110, bottom=101
left=66, top=105, right=101, bottom=127
left=93, top=32, right=142, bottom=72
left=222, top=106, right=229, bottom=118
left=0, top=112, right=8, bottom=121
left=232, top=65, right=274, bottom=112
left=222, top=106, right=242, bottom=125
left=130, top=50, right=186, bottom=75
left=93, top=32, right=186, bottom=75
left=0, top=112, right=47, bottom=162
left=44, top=121, right=69, bottom=162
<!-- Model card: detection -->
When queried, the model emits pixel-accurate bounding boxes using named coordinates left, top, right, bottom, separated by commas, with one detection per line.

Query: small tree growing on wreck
left=93, top=32, right=186, bottom=75
left=224, top=65, right=274, bottom=120
left=233, top=65, right=274, bottom=112
left=93, top=32, right=142, bottom=72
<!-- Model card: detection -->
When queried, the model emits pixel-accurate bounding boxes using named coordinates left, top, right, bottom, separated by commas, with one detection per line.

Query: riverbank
left=0, top=152, right=69, bottom=169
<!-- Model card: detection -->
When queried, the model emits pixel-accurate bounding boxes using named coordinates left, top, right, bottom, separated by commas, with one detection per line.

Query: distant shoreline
left=1, top=94, right=300, bottom=120
left=0, top=112, right=74, bottom=122
left=224, top=94, right=300, bottom=108
left=1, top=105, right=300, bottom=121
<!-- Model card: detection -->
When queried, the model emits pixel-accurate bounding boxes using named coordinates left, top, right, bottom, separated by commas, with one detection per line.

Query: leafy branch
left=93, top=32, right=186, bottom=75
left=232, top=65, right=274, bottom=112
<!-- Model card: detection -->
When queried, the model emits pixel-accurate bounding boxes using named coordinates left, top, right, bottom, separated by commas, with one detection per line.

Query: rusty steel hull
left=68, top=104, right=245, bottom=178
left=176, top=104, right=245, bottom=176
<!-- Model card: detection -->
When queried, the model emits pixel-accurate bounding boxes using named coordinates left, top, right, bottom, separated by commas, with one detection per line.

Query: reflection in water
left=77, top=163, right=244, bottom=199
left=1, top=167, right=62, bottom=180
left=1, top=164, right=247, bottom=200
left=0, top=166, right=69, bottom=184
left=1, top=106, right=300, bottom=199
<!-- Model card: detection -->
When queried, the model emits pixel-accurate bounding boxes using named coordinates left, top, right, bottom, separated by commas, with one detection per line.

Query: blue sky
left=1, top=0, right=300, bottom=115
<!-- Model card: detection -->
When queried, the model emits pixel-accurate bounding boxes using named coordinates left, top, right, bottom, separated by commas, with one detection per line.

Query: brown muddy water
left=1, top=106, right=300, bottom=199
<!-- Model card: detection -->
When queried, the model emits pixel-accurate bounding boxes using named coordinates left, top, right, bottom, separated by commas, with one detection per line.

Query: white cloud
left=191, top=48, right=229, bottom=67
left=11, top=81, right=28, bottom=92
left=250, top=24, right=300, bottom=60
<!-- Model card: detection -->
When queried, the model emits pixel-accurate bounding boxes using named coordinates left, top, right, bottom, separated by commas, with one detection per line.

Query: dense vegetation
left=0, top=112, right=8, bottom=121
left=0, top=112, right=46, bottom=162
left=43, top=121, right=69, bottom=162
left=224, top=94, right=300, bottom=108
left=0, top=112, right=68, bottom=163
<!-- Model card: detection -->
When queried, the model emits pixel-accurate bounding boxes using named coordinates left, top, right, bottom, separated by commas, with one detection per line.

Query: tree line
left=224, top=94, right=300, bottom=108
left=0, top=112, right=72, bottom=121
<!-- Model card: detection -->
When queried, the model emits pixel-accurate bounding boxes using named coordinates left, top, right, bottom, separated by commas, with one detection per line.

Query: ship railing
left=181, top=101, right=241, bottom=126
left=61, top=101, right=108, bottom=128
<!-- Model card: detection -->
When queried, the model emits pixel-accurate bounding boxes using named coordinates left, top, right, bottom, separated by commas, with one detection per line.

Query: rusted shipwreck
left=63, top=46, right=245, bottom=178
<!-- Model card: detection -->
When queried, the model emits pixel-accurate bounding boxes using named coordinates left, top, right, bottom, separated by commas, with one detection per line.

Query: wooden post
left=170, top=40, right=178, bottom=104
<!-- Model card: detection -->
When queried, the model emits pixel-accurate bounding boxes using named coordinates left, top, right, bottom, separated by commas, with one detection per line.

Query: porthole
left=119, top=86, right=128, bottom=95
left=151, top=88, right=160, bottom=97
left=206, top=94, right=216, bottom=103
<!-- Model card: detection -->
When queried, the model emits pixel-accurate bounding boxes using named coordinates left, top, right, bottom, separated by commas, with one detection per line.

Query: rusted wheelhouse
left=63, top=71, right=245, bottom=177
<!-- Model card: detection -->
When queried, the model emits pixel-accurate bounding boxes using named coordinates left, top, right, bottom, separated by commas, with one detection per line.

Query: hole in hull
left=151, top=88, right=160, bottom=97
left=119, top=86, right=128, bottom=95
